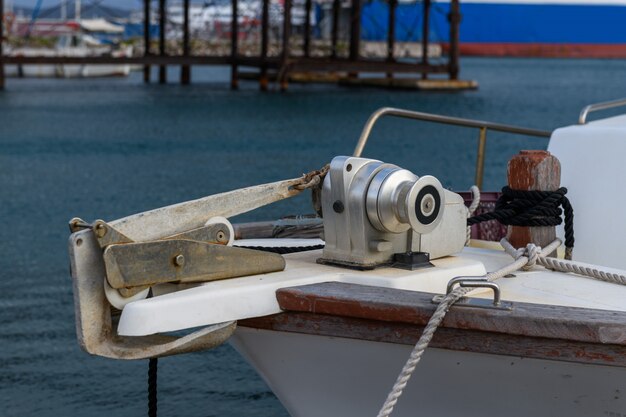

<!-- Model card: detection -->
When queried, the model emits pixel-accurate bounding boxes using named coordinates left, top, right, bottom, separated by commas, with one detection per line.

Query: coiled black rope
left=467, top=186, right=574, bottom=252
left=148, top=358, right=158, bottom=417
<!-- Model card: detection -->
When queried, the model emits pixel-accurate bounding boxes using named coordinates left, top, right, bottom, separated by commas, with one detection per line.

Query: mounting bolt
left=94, top=223, right=107, bottom=238
left=174, top=254, right=185, bottom=267
left=216, top=230, right=227, bottom=243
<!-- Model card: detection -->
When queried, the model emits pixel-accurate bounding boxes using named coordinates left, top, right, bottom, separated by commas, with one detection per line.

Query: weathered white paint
left=117, top=243, right=626, bottom=336
left=231, top=327, right=626, bottom=417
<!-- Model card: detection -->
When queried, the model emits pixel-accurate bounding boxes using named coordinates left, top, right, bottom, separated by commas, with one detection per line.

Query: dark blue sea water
left=2, top=59, right=626, bottom=417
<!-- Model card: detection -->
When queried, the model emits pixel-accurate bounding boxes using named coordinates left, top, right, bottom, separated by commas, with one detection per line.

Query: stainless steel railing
left=578, top=98, right=626, bottom=124
left=353, top=107, right=552, bottom=189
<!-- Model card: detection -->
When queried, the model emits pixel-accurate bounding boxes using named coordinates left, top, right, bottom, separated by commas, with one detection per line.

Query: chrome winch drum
left=366, top=167, right=445, bottom=234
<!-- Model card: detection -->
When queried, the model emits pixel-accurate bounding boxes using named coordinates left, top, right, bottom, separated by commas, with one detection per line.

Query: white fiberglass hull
left=5, top=63, right=131, bottom=78
left=231, top=327, right=626, bottom=417
left=6, top=46, right=132, bottom=78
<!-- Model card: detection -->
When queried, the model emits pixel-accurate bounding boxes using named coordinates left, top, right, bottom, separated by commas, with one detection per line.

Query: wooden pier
left=0, top=0, right=471, bottom=91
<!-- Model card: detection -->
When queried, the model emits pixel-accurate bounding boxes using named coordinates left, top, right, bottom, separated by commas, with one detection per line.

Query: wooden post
left=507, top=150, right=561, bottom=253
left=331, top=0, right=339, bottom=58
left=180, top=0, right=190, bottom=85
left=448, top=0, right=460, bottom=80
left=421, top=0, right=430, bottom=79
left=143, top=0, right=151, bottom=83
left=280, top=0, right=292, bottom=91
left=259, top=0, right=269, bottom=90
left=0, top=0, right=4, bottom=91
left=231, top=0, right=239, bottom=90
left=303, top=0, right=312, bottom=57
left=158, top=0, right=166, bottom=84
left=386, top=0, right=396, bottom=79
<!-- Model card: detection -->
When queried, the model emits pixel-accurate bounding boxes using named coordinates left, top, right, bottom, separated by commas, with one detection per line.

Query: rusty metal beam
left=231, top=0, right=239, bottom=89
left=260, top=0, right=269, bottom=91
left=181, top=0, right=191, bottom=85
left=421, top=0, right=431, bottom=79
left=158, top=0, right=166, bottom=84
left=448, top=0, right=460, bottom=80
left=143, top=0, right=151, bottom=83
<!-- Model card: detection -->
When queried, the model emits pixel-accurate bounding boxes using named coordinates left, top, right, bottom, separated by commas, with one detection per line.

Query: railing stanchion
left=475, top=127, right=487, bottom=189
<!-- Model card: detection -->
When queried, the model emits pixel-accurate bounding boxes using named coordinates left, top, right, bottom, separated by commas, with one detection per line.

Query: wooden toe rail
left=240, top=282, right=626, bottom=367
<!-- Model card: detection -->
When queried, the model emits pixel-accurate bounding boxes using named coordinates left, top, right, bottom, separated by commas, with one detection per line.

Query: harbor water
left=2, top=58, right=626, bottom=416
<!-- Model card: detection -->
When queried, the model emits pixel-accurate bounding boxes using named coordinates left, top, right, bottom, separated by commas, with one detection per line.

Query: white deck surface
left=117, top=240, right=626, bottom=336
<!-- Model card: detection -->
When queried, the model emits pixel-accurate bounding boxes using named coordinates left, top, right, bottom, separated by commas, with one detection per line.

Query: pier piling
left=0, top=0, right=4, bottom=91
left=143, top=0, right=151, bottom=83
left=348, top=0, right=362, bottom=78
left=158, top=0, right=167, bottom=84
left=0, top=0, right=470, bottom=91
left=448, top=0, right=461, bottom=80
left=304, top=0, right=312, bottom=58
left=386, top=0, right=397, bottom=79
left=181, top=0, right=191, bottom=85
left=259, top=0, right=269, bottom=91
left=331, top=0, right=339, bottom=59
left=230, top=0, right=238, bottom=90
left=421, top=0, right=431, bottom=79
left=280, top=0, right=292, bottom=91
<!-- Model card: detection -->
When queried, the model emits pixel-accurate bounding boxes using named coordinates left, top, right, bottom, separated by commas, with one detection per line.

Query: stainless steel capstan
left=319, top=156, right=467, bottom=269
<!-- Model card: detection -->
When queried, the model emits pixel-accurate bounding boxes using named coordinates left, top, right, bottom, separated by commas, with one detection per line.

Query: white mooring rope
left=465, top=185, right=481, bottom=246
left=377, top=237, right=625, bottom=417
left=500, top=239, right=626, bottom=286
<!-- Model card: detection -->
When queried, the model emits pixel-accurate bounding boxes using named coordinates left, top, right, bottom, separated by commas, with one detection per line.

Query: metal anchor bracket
left=104, top=239, right=286, bottom=289
left=67, top=172, right=326, bottom=360
left=432, top=276, right=513, bottom=311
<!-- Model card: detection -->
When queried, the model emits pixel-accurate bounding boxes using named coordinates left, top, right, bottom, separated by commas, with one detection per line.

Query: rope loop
left=514, top=243, right=541, bottom=270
